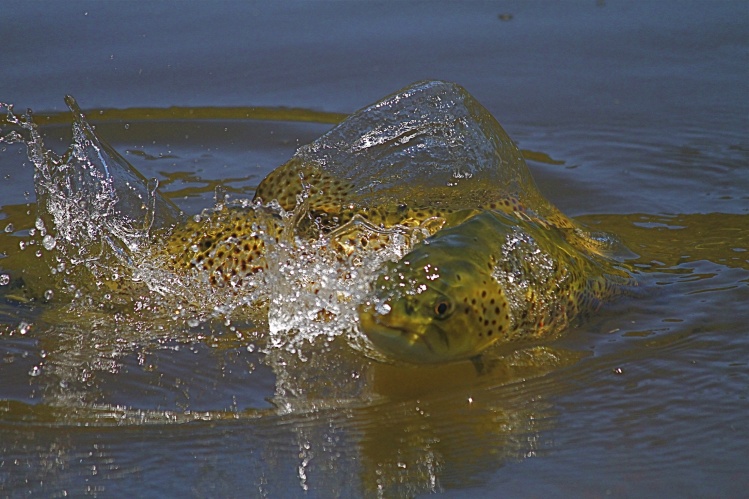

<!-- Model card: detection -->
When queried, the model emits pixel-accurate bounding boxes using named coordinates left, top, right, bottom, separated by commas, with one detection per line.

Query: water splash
left=1, top=97, right=420, bottom=363
left=1, top=97, right=184, bottom=306
left=261, top=213, right=429, bottom=360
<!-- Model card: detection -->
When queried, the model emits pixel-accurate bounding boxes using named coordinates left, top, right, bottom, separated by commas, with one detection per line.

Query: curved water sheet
left=280, top=80, right=560, bottom=221
left=0, top=85, right=610, bottom=496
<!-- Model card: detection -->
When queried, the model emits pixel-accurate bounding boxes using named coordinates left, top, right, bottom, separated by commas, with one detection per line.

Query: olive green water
left=1, top=2, right=747, bottom=498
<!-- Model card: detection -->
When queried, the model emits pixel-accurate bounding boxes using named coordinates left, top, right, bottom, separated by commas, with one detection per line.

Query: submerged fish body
left=358, top=210, right=625, bottom=363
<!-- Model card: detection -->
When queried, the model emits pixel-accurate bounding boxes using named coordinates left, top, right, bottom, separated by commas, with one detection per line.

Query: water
left=1, top=2, right=747, bottom=497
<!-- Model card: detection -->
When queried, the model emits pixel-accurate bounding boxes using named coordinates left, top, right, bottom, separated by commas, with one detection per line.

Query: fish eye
left=434, top=300, right=453, bottom=319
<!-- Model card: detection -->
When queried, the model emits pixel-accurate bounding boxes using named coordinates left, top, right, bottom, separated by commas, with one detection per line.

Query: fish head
left=358, top=232, right=511, bottom=363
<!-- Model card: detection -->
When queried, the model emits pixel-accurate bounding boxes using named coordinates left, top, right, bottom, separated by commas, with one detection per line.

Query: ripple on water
left=2, top=76, right=748, bottom=497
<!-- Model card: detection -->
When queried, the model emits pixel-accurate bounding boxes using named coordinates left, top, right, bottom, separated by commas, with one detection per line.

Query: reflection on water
left=579, top=212, right=749, bottom=272
left=2, top=93, right=748, bottom=496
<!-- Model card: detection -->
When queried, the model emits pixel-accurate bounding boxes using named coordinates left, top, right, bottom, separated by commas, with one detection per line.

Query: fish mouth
left=357, top=304, right=439, bottom=363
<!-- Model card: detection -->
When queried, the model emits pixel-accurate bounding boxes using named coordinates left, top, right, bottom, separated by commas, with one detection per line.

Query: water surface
left=1, top=2, right=747, bottom=497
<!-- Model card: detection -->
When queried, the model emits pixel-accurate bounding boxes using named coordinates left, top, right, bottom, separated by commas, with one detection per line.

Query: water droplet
left=44, top=289, right=54, bottom=301
left=187, top=318, right=200, bottom=328
left=0, top=274, right=9, bottom=286
left=375, top=302, right=391, bottom=315
left=124, top=123, right=130, bottom=130
left=28, top=365, right=42, bottom=377
left=3, top=223, right=13, bottom=233
left=42, top=234, right=56, bottom=250
left=18, top=321, right=31, bottom=335
left=35, top=218, right=45, bottom=231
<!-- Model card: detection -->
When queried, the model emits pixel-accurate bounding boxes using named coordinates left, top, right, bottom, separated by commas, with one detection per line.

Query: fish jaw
left=357, top=302, right=450, bottom=364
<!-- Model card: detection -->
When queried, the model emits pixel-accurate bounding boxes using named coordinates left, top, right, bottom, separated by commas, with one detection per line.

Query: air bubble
left=18, top=321, right=31, bottom=335
left=28, top=365, right=42, bottom=377
left=44, top=289, right=54, bottom=301
left=0, top=274, right=9, bottom=286
left=3, top=223, right=13, bottom=233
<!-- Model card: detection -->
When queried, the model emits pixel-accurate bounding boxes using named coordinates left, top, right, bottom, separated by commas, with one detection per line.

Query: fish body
left=159, top=204, right=283, bottom=288
left=158, top=164, right=526, bottom=290
left=358, top=210, right=624, bottom=363
left=6, top=80, right=630, bottom=363
left=141, top=80, right=631, bottom=364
